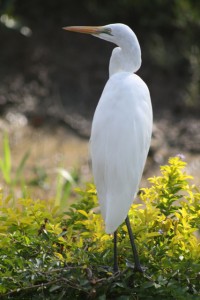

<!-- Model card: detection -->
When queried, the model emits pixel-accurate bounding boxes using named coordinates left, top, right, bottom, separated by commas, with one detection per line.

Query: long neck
left=109, top=33, right=141, bottom=77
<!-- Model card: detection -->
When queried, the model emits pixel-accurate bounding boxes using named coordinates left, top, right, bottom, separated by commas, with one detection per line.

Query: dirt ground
left=0, top=108, right=199, bottom=201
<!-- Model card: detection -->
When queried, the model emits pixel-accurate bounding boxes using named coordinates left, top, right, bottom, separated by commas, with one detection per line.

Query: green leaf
left=0, top=133, right=11, bottom=184
left=14, top=150, right=30, bottom=183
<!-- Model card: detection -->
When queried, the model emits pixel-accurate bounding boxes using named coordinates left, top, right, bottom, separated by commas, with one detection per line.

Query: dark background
left=0, top=0, right=200, bottom=119
left=0, top=0, right=200, bottom=156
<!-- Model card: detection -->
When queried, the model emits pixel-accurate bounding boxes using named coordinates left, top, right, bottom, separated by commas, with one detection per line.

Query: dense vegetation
left=0, top=156, right=199, bottom=299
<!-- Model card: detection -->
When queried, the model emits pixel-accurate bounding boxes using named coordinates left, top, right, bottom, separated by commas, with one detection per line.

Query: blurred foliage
left=0, top=156, right=199, bottom=299
left=0, top=133, right=77, bottom=204
left=0, top=132, right=29, bottom=190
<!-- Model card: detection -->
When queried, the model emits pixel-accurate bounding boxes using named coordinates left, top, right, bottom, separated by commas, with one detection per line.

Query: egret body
left=64, top=23, right=153, bottom=272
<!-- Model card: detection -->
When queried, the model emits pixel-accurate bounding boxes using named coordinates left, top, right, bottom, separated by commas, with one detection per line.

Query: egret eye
left=102, top=28, right=113, bottom=36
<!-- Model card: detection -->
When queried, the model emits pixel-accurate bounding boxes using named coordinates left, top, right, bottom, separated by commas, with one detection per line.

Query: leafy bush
left=0, top=157, right=199, bottom=299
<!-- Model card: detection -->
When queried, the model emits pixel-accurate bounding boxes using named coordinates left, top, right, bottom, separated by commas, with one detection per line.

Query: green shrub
left=0, top=156, right=199, bottom=299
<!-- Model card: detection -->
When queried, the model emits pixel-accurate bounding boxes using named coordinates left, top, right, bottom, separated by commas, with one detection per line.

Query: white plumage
left=90, top=24, right=152, bottom=233
left=64, top=23, right=152, bottom=235
left=90, top=72, right=152, bottom=233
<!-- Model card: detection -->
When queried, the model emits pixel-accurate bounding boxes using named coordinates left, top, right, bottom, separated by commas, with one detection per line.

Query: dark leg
left=113, top=230, right=119, bottom=272
left=125, top=216, right=143, bottom=273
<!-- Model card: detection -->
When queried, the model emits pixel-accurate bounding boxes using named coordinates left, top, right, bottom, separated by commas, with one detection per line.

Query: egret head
left=63, top=23, right=141, bottom=74
left=63, top=24, right=136, bottom=47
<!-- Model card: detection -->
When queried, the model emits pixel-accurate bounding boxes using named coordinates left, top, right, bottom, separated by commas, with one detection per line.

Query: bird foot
left=113, top=264, right=120, bottom=273
left=126, top=260, right=146, bottom=273
left=133, top=264, right=145, bottom=273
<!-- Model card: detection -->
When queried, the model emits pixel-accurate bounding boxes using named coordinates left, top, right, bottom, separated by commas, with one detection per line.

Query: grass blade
left=0, top=133, right=11, bottom=184
left=14, top=151, right=30, bottom=184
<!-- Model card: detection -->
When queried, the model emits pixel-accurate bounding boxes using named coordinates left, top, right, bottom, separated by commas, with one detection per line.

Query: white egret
left=63, top=23, right=153, bottom=272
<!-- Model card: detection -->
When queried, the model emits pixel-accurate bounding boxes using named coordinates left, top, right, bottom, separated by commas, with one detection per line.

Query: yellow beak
left=63, top=26, right=103, bottom=35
